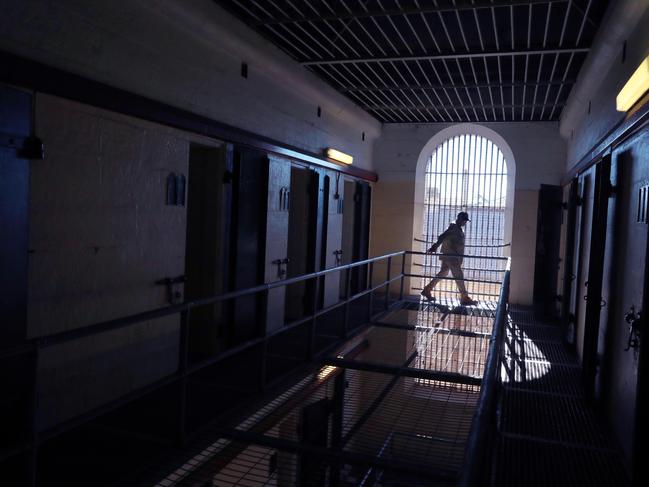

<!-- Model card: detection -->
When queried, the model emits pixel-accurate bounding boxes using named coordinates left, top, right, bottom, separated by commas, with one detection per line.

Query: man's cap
left=457, top=211, right=471, bottom=221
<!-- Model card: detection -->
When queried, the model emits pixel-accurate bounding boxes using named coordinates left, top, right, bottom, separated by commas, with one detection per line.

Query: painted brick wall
left=0, top=0, right=380, bottom=171
left=31, top=94, right=221, bottom=429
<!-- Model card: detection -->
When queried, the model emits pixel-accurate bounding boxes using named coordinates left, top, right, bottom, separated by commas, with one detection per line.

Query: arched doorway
left=413, top=124, right=515, bottom=302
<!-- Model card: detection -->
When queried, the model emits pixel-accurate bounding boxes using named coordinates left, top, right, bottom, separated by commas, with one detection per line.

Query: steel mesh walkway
left=493, top=306, right=630, bottom=487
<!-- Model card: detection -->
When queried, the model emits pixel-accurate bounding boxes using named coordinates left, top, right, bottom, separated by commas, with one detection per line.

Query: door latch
left=624, top=306, right=642, bottom=351
left=155, top=275, right=186, bottom=304
left=333, top=249, right=343, bottom=265
left=272, top=258, right=290, bottom=278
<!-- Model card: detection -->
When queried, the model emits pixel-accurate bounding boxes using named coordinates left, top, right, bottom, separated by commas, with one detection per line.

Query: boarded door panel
left=324, top=170, right=344, bottom=308
left=265, top=155, right=291, bottom=333
left=31, top=94, right=190, bottom=429
left=601, top=132, right=649, bottom=468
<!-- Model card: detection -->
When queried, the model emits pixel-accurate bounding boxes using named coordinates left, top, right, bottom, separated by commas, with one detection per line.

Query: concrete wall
left=561, top=0, right=649, bottom=169
left=0, top=0, right=381, bottom=171
left=371, top=122, right=566, bottom=305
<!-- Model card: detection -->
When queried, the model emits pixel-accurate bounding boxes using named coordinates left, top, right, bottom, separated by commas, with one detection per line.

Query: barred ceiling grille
left=216, top=0, right=609, bottom=123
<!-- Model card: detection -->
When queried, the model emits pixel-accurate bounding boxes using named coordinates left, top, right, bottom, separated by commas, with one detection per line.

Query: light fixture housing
left=616, top=55, right=649, bottom=112
left=325, top=148, right=353, bottom=165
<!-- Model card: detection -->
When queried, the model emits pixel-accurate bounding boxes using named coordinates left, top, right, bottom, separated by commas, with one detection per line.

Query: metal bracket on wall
left=166, top=173, right=186, bottom=206
left=624, top=306, right=642, bottom=351
left=279, top=187, right=290, bottom=211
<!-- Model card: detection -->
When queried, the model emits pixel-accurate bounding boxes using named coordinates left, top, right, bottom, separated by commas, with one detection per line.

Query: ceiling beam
left=362, top=103, right=566, bottom=111
left=252, top=0, right=575, bottom=26
left=301, top=48, right=589, bottom=66
left=343, top=80, right=575, bottom=92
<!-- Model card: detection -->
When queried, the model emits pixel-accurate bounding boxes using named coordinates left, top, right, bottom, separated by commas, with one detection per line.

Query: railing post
left=384, top=256, right=392, bottom=310
left=343, top=267, right=352, bottom=337
left=177, top=306, right=190, bottom=446
left=28, top=347, right=39, bottom=487
left=260, top=288, right=269, bottom=390
left=308, top=276, right=321, bottom=359
left=399, top=253, right=406, bottom=300
left=367, top=262, right=374, bottom=320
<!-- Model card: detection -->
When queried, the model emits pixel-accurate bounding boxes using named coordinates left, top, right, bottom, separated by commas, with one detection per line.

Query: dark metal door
left=560, top=179, right=579, bottom=339
left=582, top=156, right=612, bottom=399
left=599, top=131, right=649, bottom=474
left=351, top=181, right=371, bottom=294
left=533, top=184, right=563, bottom=315
left=573, top=167, right=594, bottom=357
left=184, top=144, right=231, bottom=361
left=229, top=147, right=268, bottom=346
left=0, top=85, right=31, bottom=346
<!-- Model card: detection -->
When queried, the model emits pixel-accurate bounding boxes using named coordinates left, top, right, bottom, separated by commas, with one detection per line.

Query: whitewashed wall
left=561, top=1, right=649, bottom=169
left=0, top=0, right=381, bottom=171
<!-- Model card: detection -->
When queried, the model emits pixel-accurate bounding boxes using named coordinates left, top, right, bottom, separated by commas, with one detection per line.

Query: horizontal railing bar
left=1, top=251, right=404, bottom=356
left=406, top=250, right=509, bottom=260
left=214, top=427, right=459, bottom=481
left=409, top=288, right=502, bottom=298
left=405, top=273, right=503, bottom=285
left=372, top=321, right=491, bottom=339
left=413, top=263, right=507, bottom=272
left=322, top=357, right=482, bottom=386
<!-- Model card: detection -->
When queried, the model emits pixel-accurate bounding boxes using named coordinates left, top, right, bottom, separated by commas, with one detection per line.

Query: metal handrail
left=406, top=250, right=510, bottom=260
left=458, top=258, right=511, bottom=487
left=1, top=250, right=406, bottom=355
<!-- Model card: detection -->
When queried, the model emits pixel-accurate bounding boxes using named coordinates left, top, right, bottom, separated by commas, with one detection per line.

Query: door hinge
left=0, top=133, right=44, bottom=159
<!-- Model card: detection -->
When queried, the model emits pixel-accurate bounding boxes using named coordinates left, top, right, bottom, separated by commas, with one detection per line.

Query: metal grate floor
left=494, top=306, right=630, bottom=487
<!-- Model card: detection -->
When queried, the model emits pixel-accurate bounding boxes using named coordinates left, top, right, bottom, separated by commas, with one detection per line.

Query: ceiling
left=216, top=1, right=610, bottom=123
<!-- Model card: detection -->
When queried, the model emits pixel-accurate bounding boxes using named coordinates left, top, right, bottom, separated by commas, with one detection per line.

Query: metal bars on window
left=419, top=134, right=508, bottom=301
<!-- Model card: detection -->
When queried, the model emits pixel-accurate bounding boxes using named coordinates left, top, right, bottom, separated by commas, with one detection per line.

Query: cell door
left=559, top=179, right=578, bottom=336
left=533, top=184, right=563, bottom=315
left=600, top=132, right=649, bottom=471
left=264, top=155, right=291, bottom=332
left=573, top=166, right=595, bottom=360
left=323, top=170, right=344, bottom=308
left=229, top=147, right=268, bottom=346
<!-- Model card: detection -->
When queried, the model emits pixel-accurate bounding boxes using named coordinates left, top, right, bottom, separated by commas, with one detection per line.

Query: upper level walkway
left=1, top=251, right=631, bottom=486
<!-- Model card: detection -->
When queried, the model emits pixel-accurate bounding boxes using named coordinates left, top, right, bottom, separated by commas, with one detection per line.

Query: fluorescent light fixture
left=326, top=148, right=353, bottom=165
left=617, top=55, right=649, bottom=112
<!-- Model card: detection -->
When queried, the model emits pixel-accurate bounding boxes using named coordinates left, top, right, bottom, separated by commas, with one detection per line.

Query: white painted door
left=264, top=155, right=291, bottom=332
left=323, top=171, right=344, bottom=308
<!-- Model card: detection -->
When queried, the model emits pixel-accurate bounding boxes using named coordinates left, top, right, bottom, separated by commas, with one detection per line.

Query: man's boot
left=460, top=294, right=478, bottom=306
left=421, top=285, right=435, bottom=301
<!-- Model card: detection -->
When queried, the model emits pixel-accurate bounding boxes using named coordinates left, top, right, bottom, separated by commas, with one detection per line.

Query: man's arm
left=427, top=227, right=451, bottom=253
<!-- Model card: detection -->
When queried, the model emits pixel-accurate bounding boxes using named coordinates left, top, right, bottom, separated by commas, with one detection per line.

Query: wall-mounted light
left=325, top=148, right=353, bottom=165
left=616, top=55, right=649, bottom=112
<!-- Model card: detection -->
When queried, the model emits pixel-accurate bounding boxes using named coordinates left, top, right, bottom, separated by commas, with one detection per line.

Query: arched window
left=419, top=133, right=509, bottom=300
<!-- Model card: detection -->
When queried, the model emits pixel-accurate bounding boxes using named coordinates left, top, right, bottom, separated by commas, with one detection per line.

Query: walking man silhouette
left=421, top=211, right=478, bottom=306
